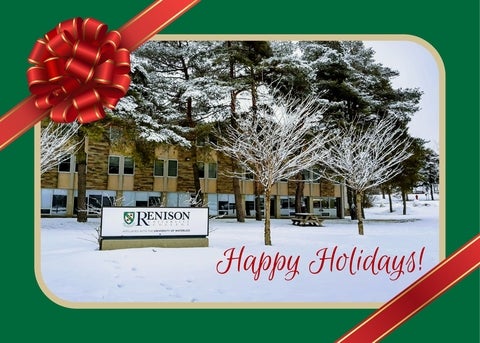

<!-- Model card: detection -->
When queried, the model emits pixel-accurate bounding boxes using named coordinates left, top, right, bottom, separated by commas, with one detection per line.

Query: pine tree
left=113, top=40, right=232, bottom=204
left=421, top=147, right=440, bottom=200
left=390, top=138, right=428, bottom=214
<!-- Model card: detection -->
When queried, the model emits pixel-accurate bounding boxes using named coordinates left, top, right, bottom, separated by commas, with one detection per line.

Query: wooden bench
left=291, top=213, right=324, bottom=227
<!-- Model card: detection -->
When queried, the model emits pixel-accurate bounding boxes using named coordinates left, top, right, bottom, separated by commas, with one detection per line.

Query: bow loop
left=27, top=17, right=130, bottom=124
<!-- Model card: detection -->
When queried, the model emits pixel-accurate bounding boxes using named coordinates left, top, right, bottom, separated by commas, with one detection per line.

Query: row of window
left=41, top=188, right=340, bottom=217
left=109, top=156, right=219, bottom=178
left=57, top=154, right=321, bottom=182
left=58, top=155, right=218, bottom=179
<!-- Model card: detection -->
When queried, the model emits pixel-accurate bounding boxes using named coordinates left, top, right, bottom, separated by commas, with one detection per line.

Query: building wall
left=86, top=139, right=109, bottom=189
left=41, top=134, right=345, bottom=218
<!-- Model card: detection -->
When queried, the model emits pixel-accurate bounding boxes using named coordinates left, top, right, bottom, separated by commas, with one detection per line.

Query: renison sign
left=100, top=207, right=209, bottom=237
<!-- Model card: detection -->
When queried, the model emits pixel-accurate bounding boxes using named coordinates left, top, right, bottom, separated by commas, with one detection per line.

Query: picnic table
left=291, top=213, right=323, bottom=226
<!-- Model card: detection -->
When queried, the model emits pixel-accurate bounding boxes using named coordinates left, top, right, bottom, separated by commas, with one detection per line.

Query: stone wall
left=86, top=139, right=109, bottom=190
left=134, top=162, right=154, bottom=191
left=41, top=133, right=338, bottom=198
left=177, top=149, right=196, bottom=193
left=41, top=169, right=58, bottom=189
left=319, top=181, right=335, bottom=197
left=216, top=152, right=235, bottom=194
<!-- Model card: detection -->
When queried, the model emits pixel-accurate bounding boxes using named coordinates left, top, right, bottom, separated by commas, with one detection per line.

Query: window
left=303, top=169, right=320, bottom=183
left=102, top=196, right=116, bottom=207
left=58, top=155, right=72, bottom=172
left=108, top=156, right=120, bottom=174
left=153, top=160, right=164, bottom=176
left=218, top=194, right=236, bottom=216
left=280, top=196, right=296, bottom=216
left=167, top=160, right=178, bottom=177
left=88, top=194, right=103, bottom=211
left=108, top=156, right=134, bottom=175
left=244, top=169, right=254, bottom=180
left=154, top=159, right=177, bottom=177
left=208, top=163, right=217, bottom=179
left=73, top=191, right=116, bottom=215
left=41, top=189, right=69, bottom=215
left=312, top=168, right=321, bottom=183
left=58, top=154, right=82, bottom=173
left=198, top=162, right=205, bottom=178
left=302, top=169, right=311, bottom=181
left=315, top=197, right=337, bottom=209
left=51, top=194, right=67, bottom=214
left=198, top=162, right=217, bottom=179
left=148, top=196, right=162, bottom=207
left=123, top=157, right=134, bottom=175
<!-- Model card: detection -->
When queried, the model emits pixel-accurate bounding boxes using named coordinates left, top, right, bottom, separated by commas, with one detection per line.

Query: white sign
left=100, top=207, right=209, bottom=237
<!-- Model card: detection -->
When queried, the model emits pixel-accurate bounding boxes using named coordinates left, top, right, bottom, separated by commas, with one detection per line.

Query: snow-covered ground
left=38, top=194, right=441, bottom=307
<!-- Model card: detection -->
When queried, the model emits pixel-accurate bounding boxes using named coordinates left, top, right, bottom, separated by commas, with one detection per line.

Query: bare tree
left=321, top=117, right=412, bottom=235
left=40, top=121, right=82, bottom=175
left=215, top=92, right=330, bottom=245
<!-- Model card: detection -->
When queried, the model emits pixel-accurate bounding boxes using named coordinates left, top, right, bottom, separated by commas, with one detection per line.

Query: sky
left=363, top=40, right=441, bottom=152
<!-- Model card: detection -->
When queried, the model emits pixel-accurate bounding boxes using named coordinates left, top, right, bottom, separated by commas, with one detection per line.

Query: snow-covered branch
left=216, top=92, right=331, bottom=190
left=321, top=116, right=412, bottom=192
left=320, top=116, right=413, bottom=235
left=214, top=91, right=331, bottom=245
left=40, top=121, right=82, bottom=175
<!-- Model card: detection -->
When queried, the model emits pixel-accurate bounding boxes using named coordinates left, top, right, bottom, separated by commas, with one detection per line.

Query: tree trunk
left=190, top=146, right=203, bottom=206
left=347, top=186, right=357, bottom=219
left=264, top=188, right=272, bottom=245
left=294, top=172, right=305, bottom=214
left=250, top=70, right=262, bottom=221
left=231, top=159, right=245, bottom=222
left=185, top=95, right=203, bottom=206
left=76, top=130, right=87, bottom=223
left=192, top=165, right=203, bottom=206
left=255, top=180, right=262, bottom=221
left=229, top=84, right=245, bottom=222
left=388, top=190, right=393, bottom=213
left=402, top=190, right=407, bottom=215
left=356, top=190, right=364, bottom=235
left=429, top=185, right=434, bottom=201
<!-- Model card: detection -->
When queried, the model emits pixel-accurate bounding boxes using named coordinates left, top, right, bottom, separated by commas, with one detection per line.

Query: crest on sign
left=123, top=212, right=135, bottom=226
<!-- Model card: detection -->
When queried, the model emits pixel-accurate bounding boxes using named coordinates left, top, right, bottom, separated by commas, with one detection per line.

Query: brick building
left=41, top=132, right=346, bottom=219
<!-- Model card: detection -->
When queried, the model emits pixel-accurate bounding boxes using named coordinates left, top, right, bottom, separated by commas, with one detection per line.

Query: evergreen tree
left=113, top=40, right=232, bottom=204
left=298, top=41, right=422, bottom=218
left=390, top=138, right=428, bottom=214
left=421, top=147, right=440, bottom=200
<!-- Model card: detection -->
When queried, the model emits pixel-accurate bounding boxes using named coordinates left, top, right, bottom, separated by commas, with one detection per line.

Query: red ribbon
left=26, top=17, right=131, bottom=124
left=0, top=0, right=200, bottom=150
left=336, top=233, right=480, bottom=342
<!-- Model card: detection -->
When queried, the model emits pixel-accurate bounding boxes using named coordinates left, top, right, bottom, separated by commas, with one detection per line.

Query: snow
left=39, top=194, right=440, bottom=307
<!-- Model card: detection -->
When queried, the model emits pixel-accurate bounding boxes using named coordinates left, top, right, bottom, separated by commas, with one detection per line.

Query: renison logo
left=123, top=212, right=135, bottom=226
left=123, top=210, right=191, bottom=226
left=101, top=207, right=208, bottom=238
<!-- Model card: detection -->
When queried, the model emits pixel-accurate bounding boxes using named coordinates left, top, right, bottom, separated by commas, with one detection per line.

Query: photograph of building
left=40, top=131, right=346, bottom=219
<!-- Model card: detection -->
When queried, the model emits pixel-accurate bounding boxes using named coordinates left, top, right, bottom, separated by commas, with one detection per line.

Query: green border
left=1, top=0, right=478, bottom=342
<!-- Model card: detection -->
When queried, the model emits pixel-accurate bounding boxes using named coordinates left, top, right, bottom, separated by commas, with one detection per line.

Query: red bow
left=26, top=17, right=131, bottom=123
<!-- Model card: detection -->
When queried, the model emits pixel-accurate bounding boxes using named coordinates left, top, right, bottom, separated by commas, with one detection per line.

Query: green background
left=0, top=0, right=478, bottom=341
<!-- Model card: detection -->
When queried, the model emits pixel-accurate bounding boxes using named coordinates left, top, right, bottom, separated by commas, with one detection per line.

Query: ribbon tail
left=118, top=0, right=200, bottom=51
left=336, top=234, right=480, bottom=343
left=0, top=96, right=50, bottom=150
